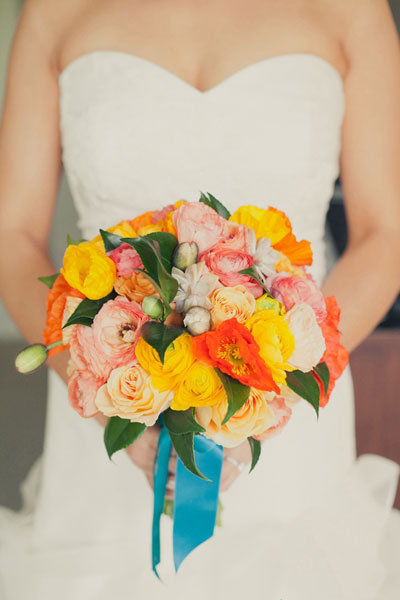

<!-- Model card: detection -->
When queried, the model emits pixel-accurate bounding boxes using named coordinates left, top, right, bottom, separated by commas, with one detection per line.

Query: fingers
left=219, top=460, right=240, bottom=491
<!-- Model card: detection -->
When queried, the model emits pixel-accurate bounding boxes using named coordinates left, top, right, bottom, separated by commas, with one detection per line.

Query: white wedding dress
left=1, top=51, right=399, bottom=599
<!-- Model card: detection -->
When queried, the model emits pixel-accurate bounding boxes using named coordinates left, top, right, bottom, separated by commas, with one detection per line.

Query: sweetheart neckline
left=58, top=50, right=345, bottom=97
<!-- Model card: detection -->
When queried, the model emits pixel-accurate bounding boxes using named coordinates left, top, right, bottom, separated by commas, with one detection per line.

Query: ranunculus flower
left=172, top=362, right=225, bottom=411
left=69, top=324, right=111, bottom=380
left=314, top=297, right=349, bottom=407
left=183, top=306, right=212, bottom=336
left=173, top=202, right=228, bottom=254
left=68, top=366, right=103, bottom=418
left=61, top=241, right=117, bottom=300
left=196, top=388, right=292, bottom=447
left=201, top=246, right=263, bottom=298
left=192, top=318, right=279, bottom=392
left=91, top=297, right=149, bottom=367
left=114, top=271, right=158, bottom=303
left=95, top=364, right=173, bottom=426
left=43, top=274, right=85, bottom=357
left=209, top=285, right=255, bottom=328
left=255, top=294, right=285, bottom=315
left=269, top=273, right=327, bottom=323
left=213, top=220, right=255, bottom=253
left=107, top=243, right=143, bottom=276
left=245, top=309, right=295, bottom=385
left=135, top=333, right=196, bottom=392
left=285, top=303, right=325, bottom=372
left=172, top=261, right=219, bottom=313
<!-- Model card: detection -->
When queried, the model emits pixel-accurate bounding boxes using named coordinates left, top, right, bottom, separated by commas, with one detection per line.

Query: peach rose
left=95, top=363, right=173, bottom=426
left=253, top=396, right=292, bottom=442
left=269, top=273, right=327, bottom=323
left=107, top=243, right=143, bottom=276
left=285, top=303, right=326, bottom=372
left=114, top=271, right=158, bottom=303
left=196, top=388, right=291, bottom=448
left=92, top=297, right=149, bottom=368
left=173, top=202, right=228, bottom=254
left=201, top=246, right=263, bottom=298
left=68, top=365, right=103, bottom=418
left=209, top=285, right=256, bottom=328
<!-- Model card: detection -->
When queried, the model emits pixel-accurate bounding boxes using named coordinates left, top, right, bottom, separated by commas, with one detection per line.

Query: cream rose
left=285, top=303, right=325, bottom=372
left=95, top=363, right=173, bottom=426
left=209, top=285, right=256, bottom=328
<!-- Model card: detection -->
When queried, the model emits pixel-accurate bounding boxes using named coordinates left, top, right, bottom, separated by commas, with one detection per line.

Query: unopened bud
left=142, top=296, right=164, bottom=320
left=184, top=306, right=211, bottom=336
left=15, top=344, right=48, bottom=374
left=172, top=242, right=199, bottom=271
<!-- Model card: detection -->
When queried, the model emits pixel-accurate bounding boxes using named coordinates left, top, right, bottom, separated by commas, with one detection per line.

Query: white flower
left=285, top=303, right=325, bottom=372
left=172, top=261, right=219, bottom=313
left=252, top=237, right=280, bottom=281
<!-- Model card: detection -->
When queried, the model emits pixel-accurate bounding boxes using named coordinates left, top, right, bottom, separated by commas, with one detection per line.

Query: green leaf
left=144, top=232, right=178, bottom=272
left=62, top=292, right=116, bottom=328
left=238, top=267, right=269, bottom=293
left=38, top=273, right=59, bottom=289
left=215, top=369, right=251, bottom=425
left=104, top=416, right=146, bottom=460
left=156, top=260, right=178, bottom=303
left=121, top=237, right=161, bottom=283
left=286, top=370, right=321, bottom=417
left=199, top=191, right=231, bottom=219
left=168, top=431, right=209, bottom=480
left=100, top=229, right=123, bottom=252
left=247, top=437, right=261, bottom=473
left=140, top=321, right=186, bottom=363
left=163, top=408, right=205, bottom=435
left=313, top=362, right=330, bottom=396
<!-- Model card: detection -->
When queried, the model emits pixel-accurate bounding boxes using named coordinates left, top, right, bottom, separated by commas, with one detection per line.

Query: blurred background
left=1, top=0, right=399, bottom=510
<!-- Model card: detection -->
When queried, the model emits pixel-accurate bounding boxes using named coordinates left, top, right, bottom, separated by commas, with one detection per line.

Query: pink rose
left=69, top=324, right=111, bottom=380
left=254, top=396, right=292, bottom=442
left=92, top=296, right=149, bottom=367
left=151, top=204, right=175, bottom=224
left=211, top=220, right=255, bottom=253
left=172, top=202, right=228, bottom=254
left=201, top=246, right=263, bottom=298
left=68, top=367, right=103, bottom=418
left=269, top=273, right=327, bottom=322
left=107, top=243, right=143, bottom=276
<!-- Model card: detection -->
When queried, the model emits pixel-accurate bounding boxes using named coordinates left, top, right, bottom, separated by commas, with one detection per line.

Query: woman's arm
left=0, top=2, right=165, bottom=488
left=322, top=0, right=400, bottom=353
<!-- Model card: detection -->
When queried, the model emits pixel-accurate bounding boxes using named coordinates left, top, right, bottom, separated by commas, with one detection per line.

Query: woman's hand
left=124, top=426, right=161, bottom=490
left=220, top=441, right=252, bottom=492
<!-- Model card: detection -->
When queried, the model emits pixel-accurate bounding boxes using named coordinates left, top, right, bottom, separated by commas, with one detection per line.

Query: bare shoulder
left=15, top=0, right=94, bottom=71
left=326, top=0, right=398, bottom=43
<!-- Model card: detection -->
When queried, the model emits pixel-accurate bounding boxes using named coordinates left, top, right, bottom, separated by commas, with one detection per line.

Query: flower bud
left=184, top=306, right=211, bottom=336
left=172, top=242, right=199, bottom=271
left=142, top=296, right=164, bottom=320
left=15, top=344, right=48, bottom=374
left=255, top=294, right=285, bottom=315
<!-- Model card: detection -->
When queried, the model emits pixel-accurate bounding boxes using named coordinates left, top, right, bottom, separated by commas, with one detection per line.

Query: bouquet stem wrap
left=152, top=423, right=224, bottom=577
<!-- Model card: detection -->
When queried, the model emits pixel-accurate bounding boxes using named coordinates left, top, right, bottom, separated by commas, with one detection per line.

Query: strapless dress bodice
left=58, top=51, right=345, bottom=284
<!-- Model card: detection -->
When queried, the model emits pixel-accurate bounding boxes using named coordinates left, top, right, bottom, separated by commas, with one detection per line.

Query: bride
left=0, top=0, right=400, bottom=598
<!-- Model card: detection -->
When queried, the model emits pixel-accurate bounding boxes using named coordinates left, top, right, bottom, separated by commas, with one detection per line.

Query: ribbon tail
left=172, top=435, right=224, bottom=572
left=151, top=424, right=172, bottom=579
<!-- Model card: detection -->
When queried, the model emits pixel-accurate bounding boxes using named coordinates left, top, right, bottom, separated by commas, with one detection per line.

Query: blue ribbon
left=152, top=425, right=223, bottom=578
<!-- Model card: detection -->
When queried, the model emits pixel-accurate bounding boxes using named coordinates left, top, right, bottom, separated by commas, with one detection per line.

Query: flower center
left=120, top=323, right=136, bottom=343
left=216, top=338, right=249, bottom=376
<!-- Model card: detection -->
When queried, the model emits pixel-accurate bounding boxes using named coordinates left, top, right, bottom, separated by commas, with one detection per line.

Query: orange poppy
left=192, top=318, right=279, bottom=392
left=129, top=211, right=154, bottom=231
left=43, top=274, right=85, bottom=357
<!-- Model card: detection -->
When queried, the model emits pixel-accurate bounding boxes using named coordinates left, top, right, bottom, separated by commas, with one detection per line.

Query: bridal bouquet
left=15, top=192, right=348, bottom=574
